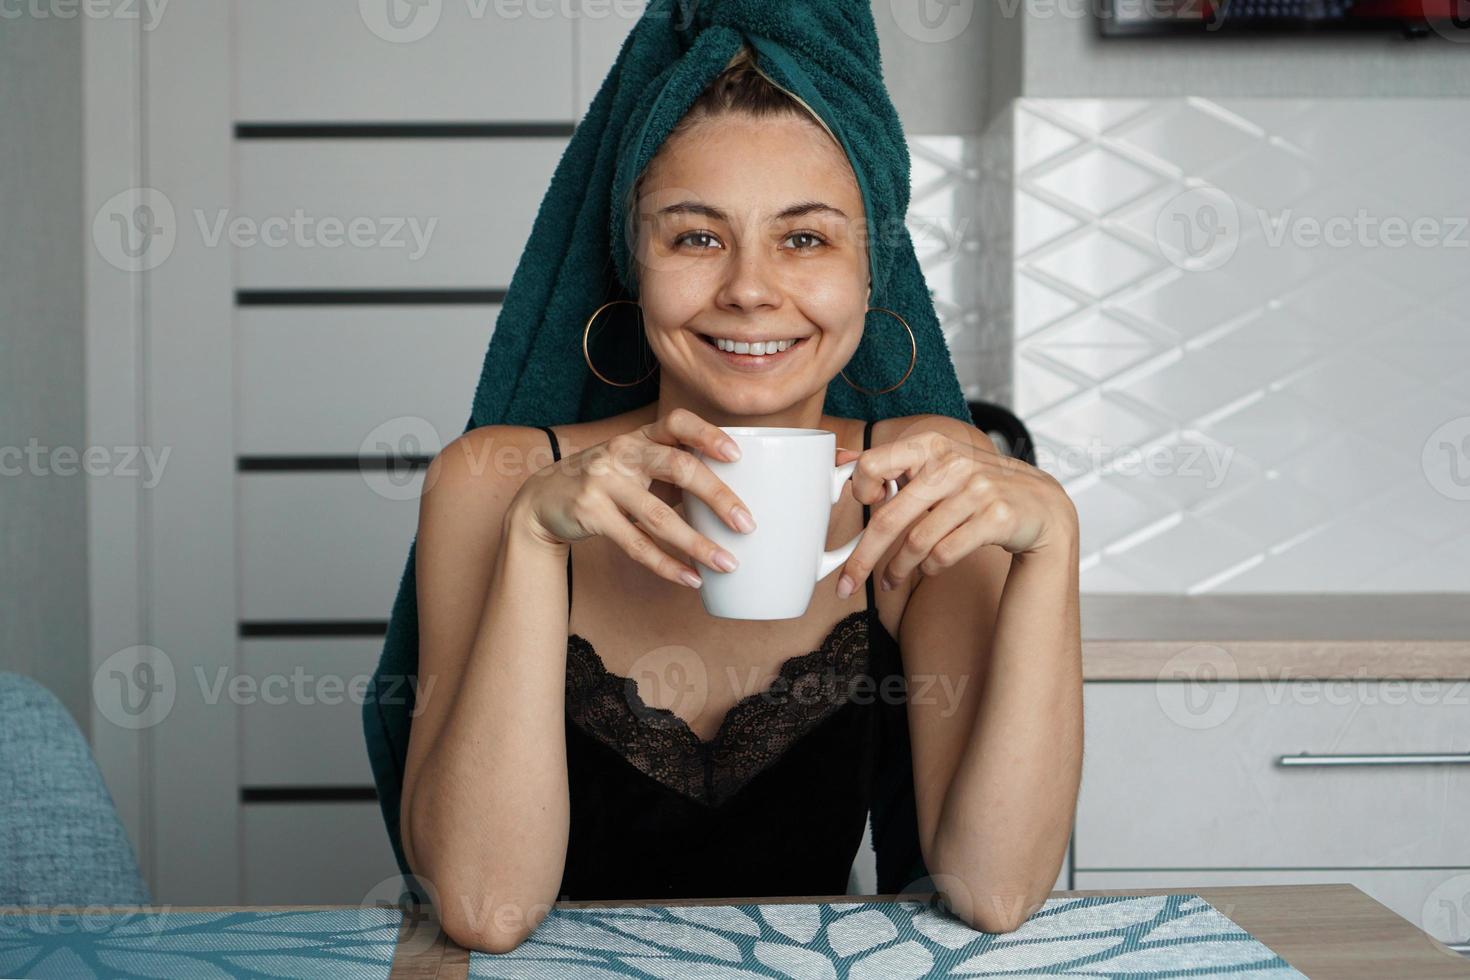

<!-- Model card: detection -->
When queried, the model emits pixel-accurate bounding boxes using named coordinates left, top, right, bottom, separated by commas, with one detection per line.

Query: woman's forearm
left=928, top=539, right=1083, bottom=932
left=406, top=499, right=573, bottom=952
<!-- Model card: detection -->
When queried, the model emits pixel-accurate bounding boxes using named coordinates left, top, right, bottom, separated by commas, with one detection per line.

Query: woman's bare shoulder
left=418, top=424, right=557, bottom=519
left=872, top=413, right=995, bottom=453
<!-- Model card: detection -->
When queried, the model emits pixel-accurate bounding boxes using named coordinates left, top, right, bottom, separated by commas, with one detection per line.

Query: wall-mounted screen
left=1099, top=0, right=1467, bottom=36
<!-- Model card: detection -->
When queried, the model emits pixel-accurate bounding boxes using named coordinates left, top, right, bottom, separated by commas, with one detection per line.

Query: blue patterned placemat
left=469, top=894, right=1306, bottom=978
left=0, top=907, right=400, bottom=979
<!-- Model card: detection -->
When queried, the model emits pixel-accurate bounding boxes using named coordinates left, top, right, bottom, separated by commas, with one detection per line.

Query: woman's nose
left=715, top=241, right=781, bottom=312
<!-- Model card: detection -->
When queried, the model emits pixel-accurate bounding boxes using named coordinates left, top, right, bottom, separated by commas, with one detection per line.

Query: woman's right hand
left=514, top=408, right=757, bottom=587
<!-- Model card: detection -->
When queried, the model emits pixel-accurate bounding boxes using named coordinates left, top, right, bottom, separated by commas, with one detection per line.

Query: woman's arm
left=839, top=415, right=1083, bottom=933
left=399, top=426, right=573, bottom=953
left=910, top=531, right=1082, bottom=933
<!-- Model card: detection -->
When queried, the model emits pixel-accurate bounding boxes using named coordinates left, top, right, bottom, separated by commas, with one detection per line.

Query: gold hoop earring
left=840, top=307, right=916, bottom=395
left=583, top=299, right=659, bottom=388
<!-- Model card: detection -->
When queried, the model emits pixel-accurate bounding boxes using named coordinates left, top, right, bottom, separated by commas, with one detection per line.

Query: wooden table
left=391, top=883, right=1470, bottom=979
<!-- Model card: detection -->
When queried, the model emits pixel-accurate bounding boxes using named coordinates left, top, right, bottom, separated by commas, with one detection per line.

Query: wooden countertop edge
left=1082, top=639, right=1470, bottom=680
left=1054, top=883, right=1470, bottom=979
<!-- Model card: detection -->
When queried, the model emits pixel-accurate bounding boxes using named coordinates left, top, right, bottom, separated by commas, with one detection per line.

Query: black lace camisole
left=536, top=420, right=915, bottom=901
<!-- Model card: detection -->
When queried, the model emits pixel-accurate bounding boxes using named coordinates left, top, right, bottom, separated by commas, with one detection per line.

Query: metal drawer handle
left=1277, top=752, right=1470, bottom=767
left=1447, top=942, right=1470, bottom=955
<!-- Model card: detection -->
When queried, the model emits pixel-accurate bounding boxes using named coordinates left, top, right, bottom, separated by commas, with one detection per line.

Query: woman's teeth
left=710, top=336, right=797, bottom=355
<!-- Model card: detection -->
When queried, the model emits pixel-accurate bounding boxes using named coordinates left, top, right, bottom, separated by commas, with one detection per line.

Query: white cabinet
left=1074, top=680, right=1470, bottom=947
left=1076, top=681, right=1469, bottom=868
left=237, top=307, right=491, bottom=456
left=235, top=1, right=575, bottom=122
left=234, top=139, right=565, bottom=289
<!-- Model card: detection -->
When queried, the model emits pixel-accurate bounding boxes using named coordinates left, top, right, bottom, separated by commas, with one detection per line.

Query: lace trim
left=565, top=609, right=873, bottom=806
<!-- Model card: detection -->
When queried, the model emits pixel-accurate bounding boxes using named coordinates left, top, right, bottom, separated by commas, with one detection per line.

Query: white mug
left=683, top=426, right=899, bottom=620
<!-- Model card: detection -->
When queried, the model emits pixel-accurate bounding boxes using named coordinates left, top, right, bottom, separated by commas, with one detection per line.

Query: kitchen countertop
left=1080, top=594, right=1470, bottom=680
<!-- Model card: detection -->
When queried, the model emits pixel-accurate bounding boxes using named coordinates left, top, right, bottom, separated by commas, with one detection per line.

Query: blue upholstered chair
left=0, top=672, right=150, bottom=906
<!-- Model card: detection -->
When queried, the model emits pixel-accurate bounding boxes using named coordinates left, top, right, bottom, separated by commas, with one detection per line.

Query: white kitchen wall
left=1003, top=97, right=1470, bottom=594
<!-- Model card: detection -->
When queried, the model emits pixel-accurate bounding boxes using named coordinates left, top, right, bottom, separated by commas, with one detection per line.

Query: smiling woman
left=365, top=0, right=1081, bottom=957
left=620, top=54, right=873, bottom=417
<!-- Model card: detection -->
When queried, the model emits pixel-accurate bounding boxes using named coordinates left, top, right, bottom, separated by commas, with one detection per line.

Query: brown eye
left=785, top=231, right=827, bottom=251
left=675, top=231, right=720, bottom=250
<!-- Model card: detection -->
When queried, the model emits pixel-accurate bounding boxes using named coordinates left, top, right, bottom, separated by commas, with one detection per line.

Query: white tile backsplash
left=1001, top=98, right=1470, bottom=594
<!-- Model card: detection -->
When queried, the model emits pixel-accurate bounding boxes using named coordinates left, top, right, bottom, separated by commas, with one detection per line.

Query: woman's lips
left=699, top=334, right=808, bottom=372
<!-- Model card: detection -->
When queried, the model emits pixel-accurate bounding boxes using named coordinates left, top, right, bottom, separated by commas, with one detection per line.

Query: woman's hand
left=514, top=408, right=757, bottom=589
left=833, top=425, right=1078, bottom=597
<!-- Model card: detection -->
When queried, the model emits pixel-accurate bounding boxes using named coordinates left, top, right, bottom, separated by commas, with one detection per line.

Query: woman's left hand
left=834, top=425, right=1078, bottom=597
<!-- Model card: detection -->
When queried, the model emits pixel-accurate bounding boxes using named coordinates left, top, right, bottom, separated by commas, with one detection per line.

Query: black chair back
left=967, top=399, right=1036, bottom=467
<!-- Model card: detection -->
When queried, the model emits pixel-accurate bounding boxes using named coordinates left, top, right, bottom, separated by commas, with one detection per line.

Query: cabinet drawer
left=1074, top=869, right=1470, bottom=949
left=237, top=307, right=489, bottom=456
left=1077, top=681, right=1469, bottom=868
left=239, top=639, right=382, bottom=787
left=236, top=1, right=573, bottom=122
left=238, top=472, right=422, bottom=622
left=235, top=140, right=564, bottom=289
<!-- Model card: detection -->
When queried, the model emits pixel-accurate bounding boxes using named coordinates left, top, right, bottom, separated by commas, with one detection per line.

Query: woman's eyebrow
left=656, top=200, right=849, bottom=223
